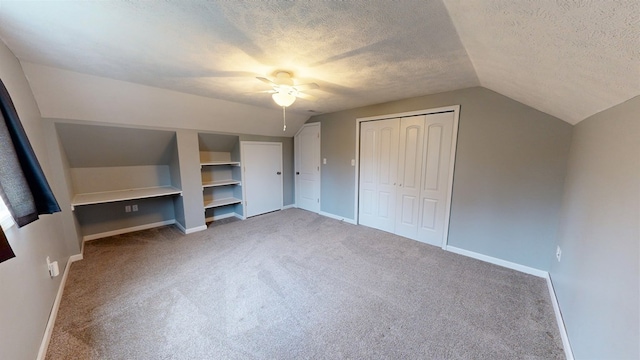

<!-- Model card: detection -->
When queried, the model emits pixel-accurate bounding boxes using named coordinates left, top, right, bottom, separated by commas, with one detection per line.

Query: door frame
left=240, top=141, right=284, bottom=217
left=354, top=105, right=460, bottom=249
left=294, top=123, right=321, bottom=212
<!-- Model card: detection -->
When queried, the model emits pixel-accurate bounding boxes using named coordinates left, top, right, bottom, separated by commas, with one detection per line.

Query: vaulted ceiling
left=0, top=0, right=637, bottom=124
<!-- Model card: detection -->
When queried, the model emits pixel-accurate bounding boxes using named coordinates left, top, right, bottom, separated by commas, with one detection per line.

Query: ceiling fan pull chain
left=283, top=106, right=287, bottom=132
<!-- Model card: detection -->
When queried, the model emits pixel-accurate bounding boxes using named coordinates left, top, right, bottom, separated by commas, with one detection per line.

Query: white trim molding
left=180, top=224, right=208, bottom=234
left=68, top=253, right=83, bottom=262
left=204, top=212, right=243, bottom=224
left=36, top=254, right=83, bottom=360
left=83, top=219, right=175, bottom=241
left=319, top=211, right=357, bottom=225
left=445, top=245, right=548, bottom=278
left=356, top=105, right=461, bottom=122
left=545, top=273, right=575, bottom=360
left=282, top=204, right=296, bottom=210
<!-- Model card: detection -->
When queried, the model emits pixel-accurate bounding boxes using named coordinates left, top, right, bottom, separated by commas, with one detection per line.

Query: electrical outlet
left=556, top=246, right=562, bottom=262
left=132, top=204, right=138, bottom=212
left=46, top=256, right=59, bottom=277
left=125, top=205, right=131, bottom=213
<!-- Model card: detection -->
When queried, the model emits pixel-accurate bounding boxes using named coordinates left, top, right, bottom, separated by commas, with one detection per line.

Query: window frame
left=0, top=197, right=15, bottom=231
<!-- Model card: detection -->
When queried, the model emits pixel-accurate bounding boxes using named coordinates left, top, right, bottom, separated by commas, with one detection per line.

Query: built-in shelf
left=204, top=197, right=242, bottom=209
left=71, top=186, right=182, bottom=210
left=199, top=135, right=244, bottom=221
left=201, top=161, right=240, bottom=167
left=202, top=179, right=242, bottom=188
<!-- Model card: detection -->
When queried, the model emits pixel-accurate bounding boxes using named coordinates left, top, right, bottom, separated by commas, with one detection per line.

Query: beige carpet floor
left=46, top=209, right=564, bottom=359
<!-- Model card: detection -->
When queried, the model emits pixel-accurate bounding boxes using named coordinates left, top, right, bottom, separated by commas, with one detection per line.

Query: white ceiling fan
left=257, top=71, right=319, bottom=107
left=257, top=71, right=319, bottom=132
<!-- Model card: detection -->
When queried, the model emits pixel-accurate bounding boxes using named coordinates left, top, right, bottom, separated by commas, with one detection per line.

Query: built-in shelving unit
left=201, top=161, right=242, bottom=210
left=49, top=122, right=294, bottom=244
left=200, top=161, right=240, bottom=167
left=55, top=123, right=184, bottom=239
left=199, top=133, right=244, bottom=222
left=71, top=186, right=182, bottom=210
left=203, top=197, right=243, bottom=209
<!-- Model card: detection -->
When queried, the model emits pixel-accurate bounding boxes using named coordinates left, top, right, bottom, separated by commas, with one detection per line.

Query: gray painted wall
left=70, top=165, right=173, bottom=193
left=55, top=122, right=177, bottom=167
left=0, top=41, right=76, bottom=360
left=550, top=96, right=639, bottom=359
left=175, top=130, right=206, bottom=230
left=308, top=87, right=573, bottom=270
left=75, top=197, right=176, bottom=236
left=42, top=120, right=83, bottom=250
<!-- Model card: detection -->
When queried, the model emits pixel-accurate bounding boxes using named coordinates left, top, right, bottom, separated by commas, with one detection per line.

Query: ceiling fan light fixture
left=272, top=91, right=296, bottom=107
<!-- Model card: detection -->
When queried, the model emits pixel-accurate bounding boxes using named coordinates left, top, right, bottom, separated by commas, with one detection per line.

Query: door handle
left=277, top=172, right=282, bottom=175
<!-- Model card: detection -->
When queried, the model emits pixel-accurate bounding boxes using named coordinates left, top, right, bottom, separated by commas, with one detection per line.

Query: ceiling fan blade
left=294, top=83, right=320, bottom=91
left=257, top=77, right=277, bottom=86
left=256, top=89, right=277, bottom=94
left=295, top=92, right=317, bottom=101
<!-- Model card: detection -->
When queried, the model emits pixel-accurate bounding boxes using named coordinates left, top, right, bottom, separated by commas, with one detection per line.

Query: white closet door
left=395, top=115, right=426, bottom=239
left=358, top=121, right=378, bottom=228
left=418, top=112, right=455, bottom=246
left=295, top=124, right=321, bottom=213
left=358, top=119, right=399, bottom=233
left=242, top=142, right=283, bottom=218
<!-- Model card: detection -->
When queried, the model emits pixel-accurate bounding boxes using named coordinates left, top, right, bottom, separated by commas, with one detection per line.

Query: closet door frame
left=354, top=105, right=460, bottom=249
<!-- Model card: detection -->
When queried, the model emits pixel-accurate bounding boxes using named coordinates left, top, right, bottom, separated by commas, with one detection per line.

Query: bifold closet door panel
left=358, top=121, right=378, bottom=228
left=418, top=112, right=455, bottom=246
left=358, top=119, right=399, bottom=233
left=395, top=115, right=426, bottom=240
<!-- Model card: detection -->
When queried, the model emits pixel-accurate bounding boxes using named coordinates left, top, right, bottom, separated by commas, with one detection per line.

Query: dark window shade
left=0, top=78, right=60, bottom=238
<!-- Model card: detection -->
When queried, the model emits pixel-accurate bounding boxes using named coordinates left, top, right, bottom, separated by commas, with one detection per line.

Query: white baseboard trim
left=173, top=221, right=187, bottom=234
left=319, top=211, right=357, bottom=225
left=205, top=212, right=243, bottom=223
left=68, top=253, right=83, bottom=262
left=184, top=225, right=208, bottom=234
left=36, top=253, right=83, bottom=360
left=546, top=273, right=574, bottom=360
left=282, top=204, right=296, bottom=210
left=445, top=246, right=548, bottom=278
left=82, top=220, right=176, bottom=241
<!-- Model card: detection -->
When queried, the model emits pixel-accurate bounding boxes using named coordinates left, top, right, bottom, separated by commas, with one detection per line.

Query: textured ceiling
left=0, top=1, right=637, bottom=124
left=443, top=0, right=639, bottom=124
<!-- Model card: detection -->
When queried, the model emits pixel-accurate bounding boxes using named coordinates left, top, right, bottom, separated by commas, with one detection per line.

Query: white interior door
left=242, top=142, right=283, bottom=218
left=395, top=115, right=426, bottom=239
left=295, top=123, right=320, bottom=213
left=418, top=112, right=455, bottom=246
left=358, top=118, right=399, bottom=233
